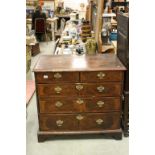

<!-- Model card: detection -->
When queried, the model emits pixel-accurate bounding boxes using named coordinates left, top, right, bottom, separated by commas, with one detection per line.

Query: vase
left=85, top=37, right=97, bottom=55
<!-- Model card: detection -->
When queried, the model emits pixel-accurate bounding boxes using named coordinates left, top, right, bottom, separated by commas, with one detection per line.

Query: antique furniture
left=111, top=0, right=129, bottom=14
left=117, top=12, right=129, bottom=136
left=26, top=17, right=58, bottom=41
left=46, top=17, right=58, bottom=41
left=35, top=18, right=48, bottom=42
left=33, top=54, right=126, bottom=142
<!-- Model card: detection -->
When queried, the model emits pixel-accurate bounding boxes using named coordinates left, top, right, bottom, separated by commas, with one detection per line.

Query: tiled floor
left=26, top=41, right=129, bottom=155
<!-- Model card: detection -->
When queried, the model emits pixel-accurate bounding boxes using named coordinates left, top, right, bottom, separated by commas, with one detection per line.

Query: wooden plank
left=95, top=0, right=104, bottom=52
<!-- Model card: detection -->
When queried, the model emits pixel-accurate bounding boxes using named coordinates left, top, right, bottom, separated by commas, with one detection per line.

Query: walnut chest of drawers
left=33, top=54, right=126, bottom=142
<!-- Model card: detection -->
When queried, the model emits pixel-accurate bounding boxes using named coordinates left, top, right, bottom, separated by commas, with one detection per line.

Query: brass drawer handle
left=97, top=86, right=105, bottom=92
left=54, top=86, right=62, bottom=94
left=96, top=119, right=104, bottom=125
left=97, top=101, right=105, bottom=107
left=43, top=75, right=48, bottom=79
left=56, top=120, right=63, bottom=127
left=55, top=101, right=63, bottom=107
left=76, top=115, right=84, bottom=120
left=76, top=99, right=84, bottom=104
left=54, top=73, right=62, bottom=79
left=76, top=84, right=83, bottom=91
left=97, top=72, right=105, bottom=79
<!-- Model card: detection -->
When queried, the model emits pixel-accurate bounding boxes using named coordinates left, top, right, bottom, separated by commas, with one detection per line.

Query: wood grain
left=39, top=97, right=121, bottom=113
left=37, top=83, right=122, bottom=97
left=33, top=54, right=126, bottom=72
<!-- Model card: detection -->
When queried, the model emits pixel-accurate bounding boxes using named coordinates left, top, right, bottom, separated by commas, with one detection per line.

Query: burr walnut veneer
left=33, top=54, right=126, bottom=142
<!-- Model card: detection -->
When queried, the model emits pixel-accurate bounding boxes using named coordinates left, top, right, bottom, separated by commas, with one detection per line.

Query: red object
left=39, top=0, right=44, bottom=6
left=35, top=18, right=46, bottom=33
left=26, top=80, right=35, bottom=106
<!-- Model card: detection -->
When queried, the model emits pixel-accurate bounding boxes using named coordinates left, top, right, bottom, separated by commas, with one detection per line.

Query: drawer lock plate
left=55, top=101, right=63, bottom=107
left=54, top=73, right=62, bottom=79
left=56, top=120, right=63, bottom=127
left=96, top=119, right=104, bottom=125
left=76, top=84, right=83, bottom=91
left=97, top=72, right=105, bottom=79
left=54, top=86, right=62, bottom=94
left=76, top=115, right=84, bottom=120
left=76, top=99, right=84, bottom=104
left=97, top=86, right=105, bottom=93
left=97, top=101, right=105, bottom=107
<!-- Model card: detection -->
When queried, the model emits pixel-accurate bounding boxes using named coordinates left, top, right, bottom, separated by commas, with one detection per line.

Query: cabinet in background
left=117, top=12, right=129, bottom=136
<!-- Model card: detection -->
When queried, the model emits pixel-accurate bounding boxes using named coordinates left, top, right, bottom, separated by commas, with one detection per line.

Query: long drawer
left=39, top=112, right=120, bottom=131
left=39, top=97, right=121, bottom=113
left=35, top=72, right=79, bottom=83
left=37, top=83, right=122, bottom=97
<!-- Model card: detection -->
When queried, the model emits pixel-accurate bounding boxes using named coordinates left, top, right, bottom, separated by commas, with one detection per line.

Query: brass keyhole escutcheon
left=54, top=86, right=62, bottom=94
left=96, top=119, right=104, bottom=125
left=76, top=84, right=83, bottom=91
left=97, top=101, right=105, bottom=107
left=97, top=72, right=105, bottom=79
left=56, top=120, right=63, bottom=127
left=76, top=115, right=84, bottom=120
left=97, top=86, right=105, bottom=93
left=76, top=99, right=84, bottom=105
left=55, top=101, right=63, bottom=107
left=54, top=73, right=62, bottom=79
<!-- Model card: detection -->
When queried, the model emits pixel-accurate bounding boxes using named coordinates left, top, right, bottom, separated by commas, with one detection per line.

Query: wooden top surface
left=33, top=54, right=126, bottom=72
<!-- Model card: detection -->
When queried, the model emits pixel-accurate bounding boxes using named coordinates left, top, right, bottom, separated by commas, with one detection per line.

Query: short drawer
left=37, top=84, right=79, bottom=97
left=39, top=97, right=85, bottom=113
left=35, top=72, right=79, bottom=83
left=39, top=114, right=79, bottom=131
left=78, top=112, right=120, bottom=130
left=85, top=97, right=121, bottom=112
left=78, top=83, right=122, bottom=97
left=80, top=71, right=123, bottom=82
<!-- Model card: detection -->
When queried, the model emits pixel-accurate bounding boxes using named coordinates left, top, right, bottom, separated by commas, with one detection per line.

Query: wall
left=63, top=0, right=88, bottom=11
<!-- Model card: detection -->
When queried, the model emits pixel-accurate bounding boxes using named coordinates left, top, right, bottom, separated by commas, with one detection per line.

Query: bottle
left=85, top=37, right=97, bottom=55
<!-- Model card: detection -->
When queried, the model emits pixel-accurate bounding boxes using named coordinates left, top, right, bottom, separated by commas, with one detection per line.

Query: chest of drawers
left=34, top=54, right=126, bottom=142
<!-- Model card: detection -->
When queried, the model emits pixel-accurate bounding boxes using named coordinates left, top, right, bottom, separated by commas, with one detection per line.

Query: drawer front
left=37, top=83, right=122, bottom=97
left=78, top=83, right=122, bottom=97
left=35, top=72, right=79, bottom=83
left=78, top=113, right=120, bottom=130
left=85, top=97, right=121, bottom=112
left=80, top=71, right=123, bottom=82
left=39, top=97, right=85, bottom=113
left=39, top=114, right=79, bottom=131
left=37, top=84, right=78, bottom=97
left=39, top=97, right=121, bottom=113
